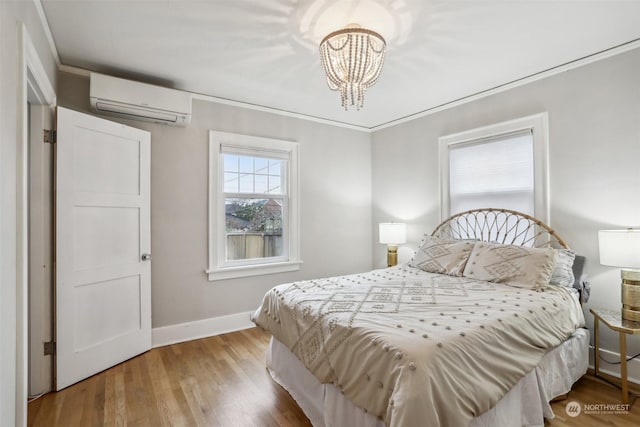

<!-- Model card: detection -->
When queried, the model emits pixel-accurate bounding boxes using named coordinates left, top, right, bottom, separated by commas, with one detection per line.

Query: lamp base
left=387, top=245, right=398, bottom=267
left=621, top=269, right=640, bottom=322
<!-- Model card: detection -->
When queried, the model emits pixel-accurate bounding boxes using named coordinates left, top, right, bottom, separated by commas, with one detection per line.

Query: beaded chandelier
left=319, top=24, right=386, bottom=110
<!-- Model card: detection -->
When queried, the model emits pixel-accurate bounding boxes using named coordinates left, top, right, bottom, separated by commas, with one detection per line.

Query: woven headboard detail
left=431, top=208, right=569, bottom=249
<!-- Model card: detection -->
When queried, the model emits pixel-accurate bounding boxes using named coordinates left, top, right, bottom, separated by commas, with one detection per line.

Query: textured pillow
left=550, top=249, right=576, bottom=288
left=462, top=242, right=557, bottom=290
left=409, top=236, right=475, bottom=276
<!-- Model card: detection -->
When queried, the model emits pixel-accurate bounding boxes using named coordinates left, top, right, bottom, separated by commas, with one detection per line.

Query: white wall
left=0, top=1, right=58, bottom=425
left=372, top=47, right=640, bottom=369
left=58, top=71, right=372, bottom=331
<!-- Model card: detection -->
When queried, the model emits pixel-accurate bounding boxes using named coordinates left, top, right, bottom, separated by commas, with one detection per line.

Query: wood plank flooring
left=28, top=327, right=640, bottom=426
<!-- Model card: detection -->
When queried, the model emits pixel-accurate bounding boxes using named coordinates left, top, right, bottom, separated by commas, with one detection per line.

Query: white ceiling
left=41, top=0, right=640, bottom=129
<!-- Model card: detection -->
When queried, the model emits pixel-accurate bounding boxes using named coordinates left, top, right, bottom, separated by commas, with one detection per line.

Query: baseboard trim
left=589, top=345, right=640, bottom=385
left=152, top=311, right=255, bottom=348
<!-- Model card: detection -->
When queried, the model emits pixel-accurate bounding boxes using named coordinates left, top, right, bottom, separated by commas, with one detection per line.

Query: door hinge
left=43, top=129, right=56, bottom=144
left=44, top=341, right=56, bottom=356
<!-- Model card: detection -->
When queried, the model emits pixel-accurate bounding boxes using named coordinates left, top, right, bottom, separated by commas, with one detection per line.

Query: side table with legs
left=591, top=308, right=640, bottom=405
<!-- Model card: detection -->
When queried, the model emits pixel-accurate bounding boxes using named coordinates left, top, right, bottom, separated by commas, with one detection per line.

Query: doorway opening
left=27, top=98, right=55, bottom=399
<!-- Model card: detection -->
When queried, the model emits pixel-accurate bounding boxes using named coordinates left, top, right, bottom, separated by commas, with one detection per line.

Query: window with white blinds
left=448, top=131, right=534, bottom=215
left=439, top=114, right=549, bottom=222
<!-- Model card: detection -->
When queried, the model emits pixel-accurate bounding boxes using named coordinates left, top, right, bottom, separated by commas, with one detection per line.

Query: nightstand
left=590, top=308, right=640, bottom=404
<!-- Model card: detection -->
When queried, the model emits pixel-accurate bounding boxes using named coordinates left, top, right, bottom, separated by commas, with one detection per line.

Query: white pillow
left=409, top=235, right=474, bottom=276
left=462, top=242, right=557, bottom=290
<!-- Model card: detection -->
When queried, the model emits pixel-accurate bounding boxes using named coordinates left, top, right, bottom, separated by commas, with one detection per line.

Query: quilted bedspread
left=251, top=265, right=585, bottom=427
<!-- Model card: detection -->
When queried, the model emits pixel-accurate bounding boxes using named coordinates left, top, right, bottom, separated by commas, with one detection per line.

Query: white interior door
left=56, top=106, right=151, bottom=390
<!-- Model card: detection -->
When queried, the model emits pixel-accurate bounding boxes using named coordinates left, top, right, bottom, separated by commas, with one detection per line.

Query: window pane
left=225, top=198, right=283, bottom=261
left=239, top=173, right=253, bottom=193
left=224, top=172, right=239, bottom=193
left=224, top=154, right=239, bottom=173
left=239, top=156, right=253, bottom=173
left=255, top=174, right=268, bottom=193
left=268, top=176, right=282, bottom=194
left=268, top=159, right=282, bottom=176
left=255, top=157, right=269, bottom=174
left=223, top=153, right=286, bottom=195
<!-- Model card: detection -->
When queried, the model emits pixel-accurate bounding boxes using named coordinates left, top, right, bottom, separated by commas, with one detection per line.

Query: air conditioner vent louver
left=94, top=102, right=180, bottom=123
left=90, top=73, right=191, bottom=126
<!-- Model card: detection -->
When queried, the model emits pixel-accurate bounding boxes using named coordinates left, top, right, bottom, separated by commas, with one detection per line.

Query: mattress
left=267, top=327, right=589, bottom=427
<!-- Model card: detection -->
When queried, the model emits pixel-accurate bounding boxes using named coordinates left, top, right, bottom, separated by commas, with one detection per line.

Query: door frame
left=28, top=104, right=54, bottom=396
left=16, top=22, right=56, bottom=425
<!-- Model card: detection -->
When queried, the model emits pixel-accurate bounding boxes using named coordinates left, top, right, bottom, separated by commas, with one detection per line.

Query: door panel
left=73, top=127, right=141, bottom=195
left=56, top=107, right=151, bottom=390
left=73, top=275, right=141, bottom=351
left=73, top=206, right=140, bottom=270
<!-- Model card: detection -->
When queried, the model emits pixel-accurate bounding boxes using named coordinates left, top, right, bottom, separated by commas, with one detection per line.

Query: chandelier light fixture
left=319, top=24, right=387, bottom=110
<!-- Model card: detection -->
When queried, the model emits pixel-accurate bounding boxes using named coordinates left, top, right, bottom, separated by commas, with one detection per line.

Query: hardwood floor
left=29, top=327, right=640, bottom=426
left=28, top=328, right=311, bottom=427
left=547, top=375, right=640, bottom=427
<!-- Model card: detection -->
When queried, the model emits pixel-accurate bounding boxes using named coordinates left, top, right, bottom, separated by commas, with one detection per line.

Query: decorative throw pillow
left=550, top=249, right=576, bottom=288
left=462, top=242, right=557, bottom=290
left=409, top=236, right=475, bottom=276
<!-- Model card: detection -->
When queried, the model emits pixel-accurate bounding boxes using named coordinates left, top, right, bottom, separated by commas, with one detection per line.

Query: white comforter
left=251, top=265, right=585, bottom=427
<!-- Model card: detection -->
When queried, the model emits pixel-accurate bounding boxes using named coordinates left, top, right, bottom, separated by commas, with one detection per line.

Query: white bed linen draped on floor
left=268, top=328, right=589, bottom=427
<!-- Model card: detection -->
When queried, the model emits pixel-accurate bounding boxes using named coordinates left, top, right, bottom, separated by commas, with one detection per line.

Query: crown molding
left=33, top=0, right=60, bottom=66
left=57, top=64, right=371, bottom=132
left=56, top=36, right=639, bottom=133
left=190, top=92, right=370, bottom=132
left=371, top=38, right=640, bottom=132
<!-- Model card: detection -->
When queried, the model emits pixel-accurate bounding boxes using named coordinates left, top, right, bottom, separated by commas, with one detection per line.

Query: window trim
left=207, top=131, right=301, bottom=281
left=438, top=113, right=549, bottom=223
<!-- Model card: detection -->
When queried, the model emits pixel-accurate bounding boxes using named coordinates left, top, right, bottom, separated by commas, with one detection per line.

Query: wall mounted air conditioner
left=90, top=73, right=192, bottom=126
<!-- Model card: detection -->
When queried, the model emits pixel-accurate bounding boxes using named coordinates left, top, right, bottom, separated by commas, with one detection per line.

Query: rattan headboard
left=431, top=208, right=569, bottom=249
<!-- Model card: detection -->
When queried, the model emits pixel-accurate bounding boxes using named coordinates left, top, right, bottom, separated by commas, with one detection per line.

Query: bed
left=252, top=209, right=589, bottom=427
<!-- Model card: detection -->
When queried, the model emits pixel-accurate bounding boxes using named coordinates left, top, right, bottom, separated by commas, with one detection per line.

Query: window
left=448, top=131, right=534, bottom=215
left=208, top=131, right=300, bottom=281
left=439, top=113, right=549, bottom=222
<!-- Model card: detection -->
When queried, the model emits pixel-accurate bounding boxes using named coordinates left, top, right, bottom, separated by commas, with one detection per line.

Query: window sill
left=206, top=260, right=303, bottom=281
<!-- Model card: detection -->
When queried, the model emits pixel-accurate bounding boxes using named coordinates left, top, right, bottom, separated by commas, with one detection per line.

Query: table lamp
left=379, top=223, right=407, bottom=267
left=598, top=229, right=640, bottom=321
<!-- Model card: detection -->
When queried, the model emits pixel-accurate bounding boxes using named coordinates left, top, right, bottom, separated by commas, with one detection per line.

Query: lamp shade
left=598, top=229, right=640, bottom=268
left=379, top=223, right=407, bottom=245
